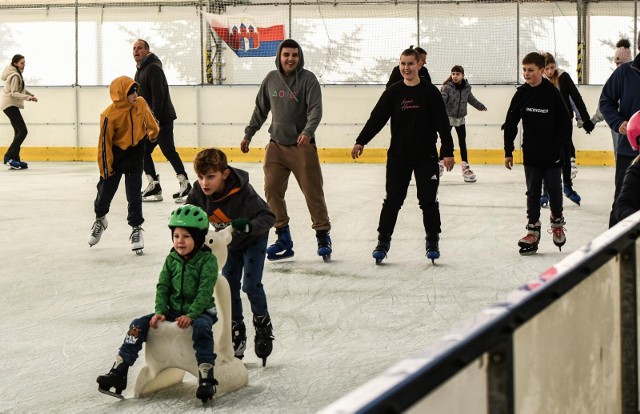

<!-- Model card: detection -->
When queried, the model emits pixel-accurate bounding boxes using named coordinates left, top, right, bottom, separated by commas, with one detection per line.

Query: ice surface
left=0, top=161, right=613, bottom=413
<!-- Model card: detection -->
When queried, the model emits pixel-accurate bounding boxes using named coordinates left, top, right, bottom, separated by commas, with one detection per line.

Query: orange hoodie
left=97, top=76, right=160, bottom=178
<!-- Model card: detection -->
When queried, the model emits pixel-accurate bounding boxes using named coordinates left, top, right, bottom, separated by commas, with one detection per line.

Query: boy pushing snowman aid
left=351, top=47, right=455, bottom=265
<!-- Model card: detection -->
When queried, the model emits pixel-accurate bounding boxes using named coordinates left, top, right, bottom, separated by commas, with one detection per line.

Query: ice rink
left=0, top=160, right=614, bottom=413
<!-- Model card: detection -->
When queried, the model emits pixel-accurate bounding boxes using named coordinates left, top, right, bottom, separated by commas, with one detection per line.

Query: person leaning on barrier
left=613, top=111, right=640, bottom=223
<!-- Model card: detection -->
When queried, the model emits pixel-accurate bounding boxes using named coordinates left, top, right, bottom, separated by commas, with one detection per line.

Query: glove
left=576, top=120, right=583, bottom=128
left=231, top=218, right=251, bottom=234
left=582, top=119, right=595, bottom=134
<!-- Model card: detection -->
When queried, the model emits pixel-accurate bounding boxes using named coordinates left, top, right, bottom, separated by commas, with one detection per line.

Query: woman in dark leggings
left=1, top=54, right=37, bottom=170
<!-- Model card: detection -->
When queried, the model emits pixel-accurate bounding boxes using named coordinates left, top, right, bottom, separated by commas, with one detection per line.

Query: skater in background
left=540, top=52, right=594, bottom=207
left=386, top=46, right=431, bottom=88
left=588, top=38, right=633, bottom=160
left=241, top=39, right=332, bottom=262
left=600, top=33, right=640, bottom=228
left=186, top=148, right=276, bottom=367
left=97, top=204, right=219, bottom=403
left=133, top=39, right=192, bottom=203
left=503, top=52, right=572, bottom=255
left=352, top=47, right=455, bottom=264
left=439, top=65, right=487, bottom=182
left=613, top=111, right=640, bottom=222
left=1, top=54, right=37, bottom=170
left=88, top=76, right=159, bottom=254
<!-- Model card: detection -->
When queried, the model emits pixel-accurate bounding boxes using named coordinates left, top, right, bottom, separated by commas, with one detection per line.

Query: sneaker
left=5, top=159, right=21, bottom=170
left=461, top=162, right=477, bottom=183
left=88, top=216, right=108, bottom=247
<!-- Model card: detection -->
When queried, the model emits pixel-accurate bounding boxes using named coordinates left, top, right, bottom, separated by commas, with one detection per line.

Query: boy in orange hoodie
left=88, top=76, right=160, bottom=254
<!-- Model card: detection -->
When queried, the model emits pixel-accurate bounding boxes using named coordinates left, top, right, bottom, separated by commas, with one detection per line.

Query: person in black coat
left=385, top=46, right=431, bottom=88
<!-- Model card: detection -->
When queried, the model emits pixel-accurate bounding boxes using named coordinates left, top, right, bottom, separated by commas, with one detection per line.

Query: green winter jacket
left=155, top=246, right=218, bottom=320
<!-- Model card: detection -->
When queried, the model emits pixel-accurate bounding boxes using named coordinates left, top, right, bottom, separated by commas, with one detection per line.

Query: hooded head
left=627, top=110, right=640, bottom=152
left=614, top=39, right=632, bottom=65
left=109, top=76, right=138, bottom=106
left=276, top=39, right=304, bottom=76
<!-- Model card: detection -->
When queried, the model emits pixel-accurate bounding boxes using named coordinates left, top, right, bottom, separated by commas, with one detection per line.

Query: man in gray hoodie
left=241, top=39, right=332, bottom=262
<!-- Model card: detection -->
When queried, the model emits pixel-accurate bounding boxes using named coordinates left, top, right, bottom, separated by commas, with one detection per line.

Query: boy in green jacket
left=97, top=204, right=219, bottom=403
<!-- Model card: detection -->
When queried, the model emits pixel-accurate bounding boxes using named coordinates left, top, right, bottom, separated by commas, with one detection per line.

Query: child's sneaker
left=461, top=162, right=477, bottom=182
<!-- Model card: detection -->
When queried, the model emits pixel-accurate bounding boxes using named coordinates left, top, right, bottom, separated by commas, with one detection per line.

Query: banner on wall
left=203, top=12, right=286, bottom=58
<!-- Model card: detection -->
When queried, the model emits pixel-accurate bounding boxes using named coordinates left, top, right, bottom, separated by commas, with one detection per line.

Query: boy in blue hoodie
left=240, top=39, right=332, bottom=262
left=186, top=148, right=276, bottom=367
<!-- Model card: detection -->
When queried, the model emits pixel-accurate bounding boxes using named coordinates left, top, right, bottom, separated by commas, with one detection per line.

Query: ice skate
left=372, top=238, right=391, bottom=265
left=266, top=226, right=294, bottom=261
left=540, top=193, right=549, bottom=208
left=18, top=161, right=28, bottom=169
left=5, top=159, right=21, bottom=170
left=549, top=216, right=566, bottom=251
left=88, top=216, right=108, bottom=247
left=438, top=160, right=444, bottom=177
left=518, top=221, right=541, bottom=255
left=130, top=225, right=144, bottom=255
left=426, top=236, right=440, bottom=264
left=141, top=174, right=163, bottom=202
left=231, top=321, right=247, bottom=360
left=461, top=162, right=477, bottom=183
left=253, top=313, right=274, bottom=367
left=570, top=157, right=578, bottom=180
left=316, top=230, right=332, bottom=262
left=563, top=185, right=581, bottom=206
left=97, top=355, right=129, bottom=399
left=195, top=363, right=217, bottom=404
left=172, top=174, right=192, bottom=204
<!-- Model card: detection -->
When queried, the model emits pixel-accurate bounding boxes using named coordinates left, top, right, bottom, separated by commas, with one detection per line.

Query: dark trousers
left=524, top=165, right=563, bottom=223
left=561, top=130, right=574, bottom=187
left=3, top=106, right=28, bottom=162
left=452, top=124, right=468, bottom=163
left=609, top=153, right=636, bottom=228
left=143, top=121, right=187, bottom=179
left=118, top=311, right=217, bottom=366
left=377, top=156, right=441, bottom=241
left=222, top=234, right=269, bottom=325
left=94, top=151, right=144, bottom=227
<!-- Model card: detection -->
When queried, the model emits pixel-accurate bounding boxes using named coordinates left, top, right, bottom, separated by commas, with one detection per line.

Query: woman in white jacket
left=2, top=54, right=37, bottom=170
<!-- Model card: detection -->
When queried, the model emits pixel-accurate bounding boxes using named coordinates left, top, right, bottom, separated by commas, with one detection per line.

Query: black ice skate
left=130, top=225, right=144, bottom=255
left=518, top=221, right=541, bottom=255
left=141, top=174, right=163, bottom=202
left=266, top=226, right=294, bottom=261
left=426, top=235, right=440, bottom=264
left=316, top=230, right=332, bottom=262
left=549, top=216, right=566, bottom=251
left=196, top=363, right=217, bottom=404
left=253, top=313, right=274, bottom=367
left=172, top=174, right=192, bottom=204
left=97, top=355, right=129, bottom=399
left=372, top=237, right=391, bottom=265
left=231, top=321, right=247, bottom=360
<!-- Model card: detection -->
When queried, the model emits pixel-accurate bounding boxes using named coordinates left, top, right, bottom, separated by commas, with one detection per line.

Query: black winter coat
left=614, top=158, right=640, bottom=222
left=134, top=54, right=177, bottom=125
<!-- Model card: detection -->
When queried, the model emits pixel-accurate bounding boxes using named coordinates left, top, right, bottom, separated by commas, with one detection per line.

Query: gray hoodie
left=441, top=79, right=486, bottom=121
left=244, top=40, right=323, bottom=145
left=1, top=65, right=33, bottom=111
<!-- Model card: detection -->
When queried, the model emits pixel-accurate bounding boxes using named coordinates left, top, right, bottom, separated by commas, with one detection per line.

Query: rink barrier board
left=0, top=147, right=615, bottom=166
left=319, top=211, right=640, bottom=414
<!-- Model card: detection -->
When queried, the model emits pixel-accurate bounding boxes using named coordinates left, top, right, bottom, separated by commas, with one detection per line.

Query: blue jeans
left=118, top=311, right=217, bottom=366
left=222, top=234, right=269, bottom=324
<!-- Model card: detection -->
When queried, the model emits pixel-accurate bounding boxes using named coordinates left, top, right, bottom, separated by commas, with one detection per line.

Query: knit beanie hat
left=615, top=39, right=632, bottom=64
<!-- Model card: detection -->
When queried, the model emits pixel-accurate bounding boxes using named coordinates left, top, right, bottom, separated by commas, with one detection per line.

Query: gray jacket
left=441, top=79, right=486, bottom=119
left=244, top=41, right=323, bottom=145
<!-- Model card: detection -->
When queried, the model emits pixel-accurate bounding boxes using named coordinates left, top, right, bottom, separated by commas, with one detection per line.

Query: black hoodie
left=135, top=53, right=177, bottom=125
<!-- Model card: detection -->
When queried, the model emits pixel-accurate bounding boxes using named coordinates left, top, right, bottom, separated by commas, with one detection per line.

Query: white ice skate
left=142, top=174, right=163, bottom=202
left=88, top=216, right=108, bottom=247
left=570, top=157, right=578, bottom=180
left=461, top=162, right=477, bottom=183
left=130, top=225, right=144, bottom=255
left=173, top=174, right=192, bottom=204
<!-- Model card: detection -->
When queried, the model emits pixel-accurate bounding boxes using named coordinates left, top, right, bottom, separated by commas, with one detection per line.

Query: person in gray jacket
left=241, top=39, right=332, bottom=262
left=440, top=65, right=487, bottom=182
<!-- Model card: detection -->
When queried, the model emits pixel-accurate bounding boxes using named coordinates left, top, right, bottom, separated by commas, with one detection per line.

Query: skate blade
left=267, top=250, right=295, bottom=261
left=173, top=197, right=187, bottom=204
left=98, top=387, right=125, bottom=399
left=133, top=249, right=144, bottom=256
left=142, top=196, right=163, bottom=202
left=519, top=247, right=538, bottom=255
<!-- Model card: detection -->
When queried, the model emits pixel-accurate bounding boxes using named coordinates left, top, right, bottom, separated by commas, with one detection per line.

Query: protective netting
left=0, top=0, right=636, bottom=85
